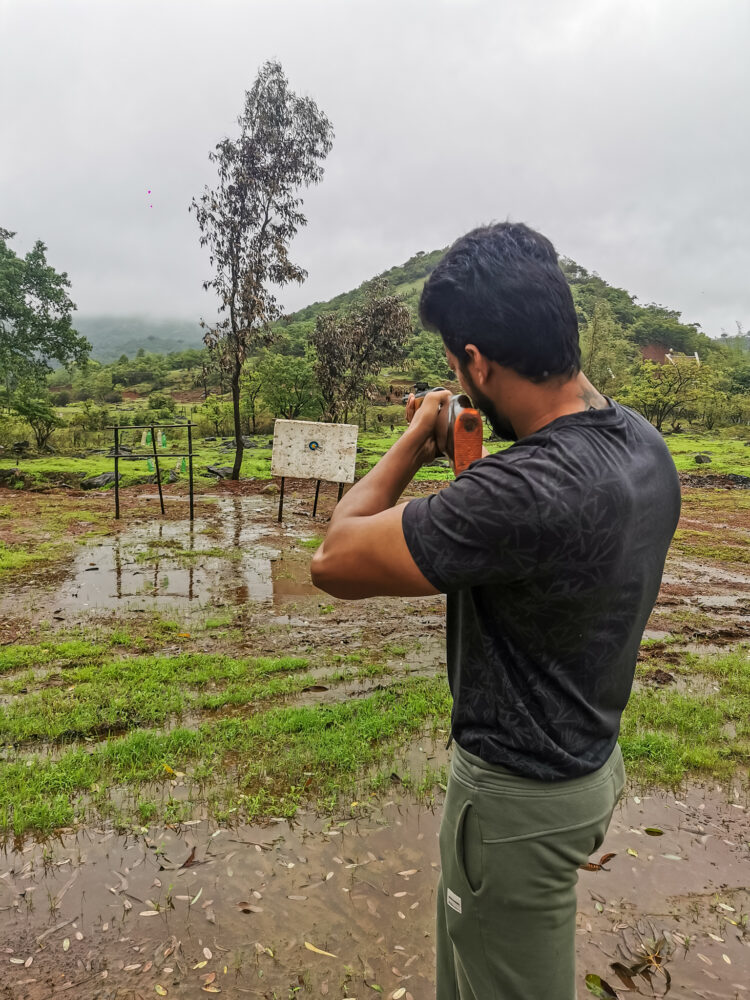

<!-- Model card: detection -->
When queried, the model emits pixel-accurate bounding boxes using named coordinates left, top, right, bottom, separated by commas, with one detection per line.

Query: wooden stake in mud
left=312, top=479, right=321, bottom=517
left=150, top=424, right=165, bottom=515
left=187, top=421, right=194, bottom=522
left=278, top=477, right=285, bottom=522
left=113, top=425, right=120, bottom=519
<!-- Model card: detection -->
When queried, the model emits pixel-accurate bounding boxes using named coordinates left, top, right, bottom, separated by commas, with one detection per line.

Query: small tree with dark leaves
left=190, top=61, right=333, bottom=479
left=311, top=280, right=412, bottom=423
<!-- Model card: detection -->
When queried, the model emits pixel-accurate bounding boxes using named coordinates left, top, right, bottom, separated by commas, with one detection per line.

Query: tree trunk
left=231, top=361, right=244, bottom=480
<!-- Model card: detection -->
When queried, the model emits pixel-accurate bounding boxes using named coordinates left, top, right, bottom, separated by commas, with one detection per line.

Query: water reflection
left=56, top=497, right=321, bottom=610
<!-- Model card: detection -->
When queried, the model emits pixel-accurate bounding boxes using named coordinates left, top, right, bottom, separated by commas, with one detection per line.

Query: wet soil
left=0, top=779, right=747, bottom=1000
left=1, top=483, right=747, bottom=650
left=0, top=480, right=748, bottom=997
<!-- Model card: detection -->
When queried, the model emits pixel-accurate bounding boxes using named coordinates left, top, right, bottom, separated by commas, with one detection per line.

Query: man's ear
left=463, top=344, right=492, bottom=386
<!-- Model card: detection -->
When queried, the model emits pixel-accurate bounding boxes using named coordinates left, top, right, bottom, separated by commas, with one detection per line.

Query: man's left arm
left=310, top=393, right=451, bottom=599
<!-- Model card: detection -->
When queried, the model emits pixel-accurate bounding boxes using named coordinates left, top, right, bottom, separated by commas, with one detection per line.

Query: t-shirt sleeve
left=401, top=459, right=541, bottom=593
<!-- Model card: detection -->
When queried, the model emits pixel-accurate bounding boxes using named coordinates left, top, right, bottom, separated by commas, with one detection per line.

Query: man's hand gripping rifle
left=403, top=387, right=484, bottom=475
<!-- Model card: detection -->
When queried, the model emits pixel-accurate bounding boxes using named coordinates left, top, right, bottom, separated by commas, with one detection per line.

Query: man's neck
left=504, top=373, right=610, bottom=440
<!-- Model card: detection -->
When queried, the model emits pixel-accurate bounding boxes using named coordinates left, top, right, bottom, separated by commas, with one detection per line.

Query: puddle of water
left=52, top=497, right=323, bottom=612
left=668, top=560, right=750, bottom=587
left=694, top=593, right=750, bottom=609
left=642, top=628, right=672, bottom=641
left=0, top=783, right=748, bottom=999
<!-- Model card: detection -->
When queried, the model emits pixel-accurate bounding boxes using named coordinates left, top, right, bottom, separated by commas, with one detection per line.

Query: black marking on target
left=308, top=440, right=320, bottom=451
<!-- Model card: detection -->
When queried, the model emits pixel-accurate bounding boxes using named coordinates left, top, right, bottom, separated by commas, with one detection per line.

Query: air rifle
left=404, top=387, right=484, bottom=475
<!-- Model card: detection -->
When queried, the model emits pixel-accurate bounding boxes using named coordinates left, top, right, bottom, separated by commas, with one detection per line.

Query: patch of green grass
left=663, top=432, right=750, bottom=476
left=0, top=676, right=452, bottom=836
left=671, top=528, right=750, bottom=565
left=297, top=536, right=323, bottom=550
left=383, top=643, right=408, bottom=657
left=680, top=490, right=750, bottom=513
left=621, top=647, right=750, bottom=785
left=0, top=540, right=58, bottom=577
left=355, top=661, right=393, bottom=679
left=0, top=502, right=111, bottom=581
left=0, top=652, right=313, bottom=744
left=0, top=439, right=276, bottom=489
left=133, top=541, right=242, bottom=565
left=203, top=612, right=236, bottom=629
left=0, top=640, right=111, bottom=676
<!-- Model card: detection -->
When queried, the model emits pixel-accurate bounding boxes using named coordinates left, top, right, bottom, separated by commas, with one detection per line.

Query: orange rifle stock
left=410, top=388, right=484, bottom=476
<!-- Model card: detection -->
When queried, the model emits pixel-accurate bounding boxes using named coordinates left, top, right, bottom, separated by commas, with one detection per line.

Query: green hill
left=275, top=245, right=736, bottom=373
left=74, top=247, right=747, bottom=368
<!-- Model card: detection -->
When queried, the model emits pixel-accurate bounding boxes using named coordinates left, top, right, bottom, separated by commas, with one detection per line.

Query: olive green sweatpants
left=436, top=741, right=625, bottom=1000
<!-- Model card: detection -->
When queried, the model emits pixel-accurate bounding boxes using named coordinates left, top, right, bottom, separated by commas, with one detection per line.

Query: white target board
left=271, top=420, right=359, bottom=484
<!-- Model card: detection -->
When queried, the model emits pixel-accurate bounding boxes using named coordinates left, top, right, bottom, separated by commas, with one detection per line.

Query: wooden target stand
left=272, top=421, right=358, bottom=524
left=277, top=477, right=345, bottom=523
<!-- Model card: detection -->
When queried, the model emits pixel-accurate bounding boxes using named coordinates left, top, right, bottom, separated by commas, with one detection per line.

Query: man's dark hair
left=419, top=222, right=581, bottom=382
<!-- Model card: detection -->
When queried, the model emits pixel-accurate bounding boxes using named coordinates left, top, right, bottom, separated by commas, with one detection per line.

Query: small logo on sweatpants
left=447, top=888, right=462, bottom=914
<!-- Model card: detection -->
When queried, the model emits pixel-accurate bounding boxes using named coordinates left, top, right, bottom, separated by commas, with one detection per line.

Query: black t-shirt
left=402, top=401, right=681, bottom=780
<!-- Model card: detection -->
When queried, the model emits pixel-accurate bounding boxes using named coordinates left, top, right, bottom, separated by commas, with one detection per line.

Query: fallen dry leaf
left=237, top=901, right=263, bottom=913
left=305, top=941, right=338, bottom=958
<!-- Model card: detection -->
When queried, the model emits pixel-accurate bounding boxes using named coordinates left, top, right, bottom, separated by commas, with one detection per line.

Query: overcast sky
left=2, top=0, right=748, bottom=336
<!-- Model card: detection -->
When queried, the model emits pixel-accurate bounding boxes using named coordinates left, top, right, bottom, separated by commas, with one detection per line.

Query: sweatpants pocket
left=455, top=799, right=483, bottom=894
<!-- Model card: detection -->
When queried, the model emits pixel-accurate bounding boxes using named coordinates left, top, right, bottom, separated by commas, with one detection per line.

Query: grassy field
left=2, top=427, right=747, bottom=489
left=0, top=634, right=450, bottom=836
left=0, top=421, right=748, bottom=840
left=0, top=612, right=747, bottom=836
left=664, top=432, right=750, bottom=475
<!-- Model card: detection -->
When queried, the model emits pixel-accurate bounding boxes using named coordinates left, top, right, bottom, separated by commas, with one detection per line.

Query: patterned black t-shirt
left=402, top=401, right=681, bottom=780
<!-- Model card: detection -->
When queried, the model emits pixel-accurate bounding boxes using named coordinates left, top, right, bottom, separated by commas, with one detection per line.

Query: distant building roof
left=639, top=343, right=700, bottom=365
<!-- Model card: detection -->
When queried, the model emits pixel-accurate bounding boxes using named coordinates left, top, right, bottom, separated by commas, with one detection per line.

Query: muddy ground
left=1, top=783, right=749, bottom=999
left=0, top=477, right=748, bottom=997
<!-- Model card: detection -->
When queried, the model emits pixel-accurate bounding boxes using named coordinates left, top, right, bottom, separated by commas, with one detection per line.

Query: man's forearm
left=329, top=430, right=424, bottom=526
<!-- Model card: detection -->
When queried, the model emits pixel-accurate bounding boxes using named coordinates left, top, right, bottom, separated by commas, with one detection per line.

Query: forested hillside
left=2, top=231, right=749, bottom=468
